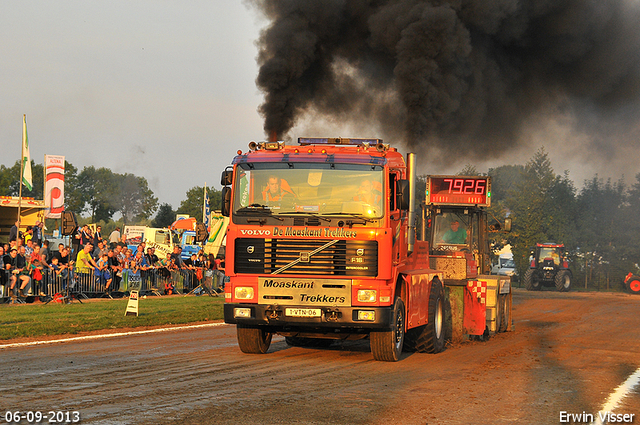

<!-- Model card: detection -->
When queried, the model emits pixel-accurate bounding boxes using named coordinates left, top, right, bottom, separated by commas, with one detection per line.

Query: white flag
left=22, top=114, right=33, bottom=191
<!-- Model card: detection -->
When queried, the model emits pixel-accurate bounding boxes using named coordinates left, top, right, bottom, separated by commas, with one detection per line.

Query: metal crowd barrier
left=1, top=267, right=225, bottom=303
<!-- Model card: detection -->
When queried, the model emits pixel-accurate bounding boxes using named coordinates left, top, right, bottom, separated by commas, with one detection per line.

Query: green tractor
left=523, top=243, right=572, bottom=292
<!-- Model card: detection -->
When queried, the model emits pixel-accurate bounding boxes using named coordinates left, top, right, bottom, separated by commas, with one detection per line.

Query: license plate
left=285, top=308, right=321, bottom=318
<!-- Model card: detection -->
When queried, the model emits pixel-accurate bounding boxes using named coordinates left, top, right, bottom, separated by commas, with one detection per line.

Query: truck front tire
left=370, top=297, right=405, bottom=362
left=236, top=325, right=272, bottom=354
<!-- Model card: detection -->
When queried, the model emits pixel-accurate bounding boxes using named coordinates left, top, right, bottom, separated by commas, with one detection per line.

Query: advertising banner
left=44, top=155, right=65, bottom=219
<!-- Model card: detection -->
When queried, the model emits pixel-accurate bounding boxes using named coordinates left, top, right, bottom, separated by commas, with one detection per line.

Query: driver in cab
left=353, top=179, right=381, bottom=205
left=262, top=175, right=295, bottom=206
left=441, top=220, right=468, bottom=244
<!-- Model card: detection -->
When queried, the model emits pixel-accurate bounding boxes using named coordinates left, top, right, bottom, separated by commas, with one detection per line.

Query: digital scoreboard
left=426, top=176, right=491, bottom=207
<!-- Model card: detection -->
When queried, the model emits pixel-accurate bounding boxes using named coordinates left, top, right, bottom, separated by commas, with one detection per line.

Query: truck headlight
left=234, top=308, right=252, bottom=318
left=357, top=289, right=377, bottom=303
left=357, top=310, right=376, bottom=321
left=234, top=287, right=254, bottom=300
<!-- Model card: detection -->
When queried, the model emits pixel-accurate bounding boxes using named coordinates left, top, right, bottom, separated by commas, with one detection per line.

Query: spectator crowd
left=1, top=221, right=224, bottom=302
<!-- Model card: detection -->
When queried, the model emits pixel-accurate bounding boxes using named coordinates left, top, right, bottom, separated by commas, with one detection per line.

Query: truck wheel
left=498, top=294, right=510, bottom=332
left=524, top=269, right=541, bottom=291
left=236, top=325, right=272, bottom=354
left=403, top=279, right=445, bottom=354
left=370, top=297, right=405, bottom=362
left=627, top=276, right=640, bottom=294
left=285, top=337, right=334, bottom=348
left=555, top=270, right=572, bottom=292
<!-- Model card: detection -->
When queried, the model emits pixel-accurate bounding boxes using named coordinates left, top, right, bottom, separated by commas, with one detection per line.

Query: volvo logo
left=247, top=246, right=255, bottom=254
left=356, top=248, right=365, bottom=256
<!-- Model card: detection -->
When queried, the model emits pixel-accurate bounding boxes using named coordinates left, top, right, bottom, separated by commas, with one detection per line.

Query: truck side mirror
left=61, top=211, right=78, bottom=236
left=195, top=222, right=209, bottom=243
left=221, top=170, right=232, bottom=186
left=396, top=179, right=409, bottom=210
left=504, top=217, right=512, bottom=232
left=221, top=187, right=231, bottom=217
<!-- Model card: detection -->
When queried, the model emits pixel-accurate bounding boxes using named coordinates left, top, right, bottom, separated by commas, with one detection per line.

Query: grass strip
left=0, top=296, right=225, bottom=340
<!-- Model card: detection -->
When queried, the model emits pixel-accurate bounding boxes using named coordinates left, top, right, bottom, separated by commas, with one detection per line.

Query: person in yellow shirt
left=75, top=243, right=98, bottom=274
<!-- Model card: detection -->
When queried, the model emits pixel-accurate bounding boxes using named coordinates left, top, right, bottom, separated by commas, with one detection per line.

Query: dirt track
left=2, top=289, right=639, bottom=424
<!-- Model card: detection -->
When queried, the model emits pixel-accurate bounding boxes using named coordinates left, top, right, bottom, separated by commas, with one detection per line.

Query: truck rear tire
left=370, top=297, right=405, bottom=362
left=524, top=269, right=541, bottom=291
left=498, top=294, right=510, bottom=332
left=236, top=325, right=272, bottom=354
left=555, top=270, right=572, bottom=292
left=404, top=278, right=445, bottom=353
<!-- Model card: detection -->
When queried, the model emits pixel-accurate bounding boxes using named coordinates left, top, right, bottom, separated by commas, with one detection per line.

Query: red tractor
left=624, top=273, right=640, bottom=295
left=523, top=243, right=572, bottom=292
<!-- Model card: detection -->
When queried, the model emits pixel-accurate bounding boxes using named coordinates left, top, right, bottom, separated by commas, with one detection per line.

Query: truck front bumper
left=224, top=303, right=393, bottom=331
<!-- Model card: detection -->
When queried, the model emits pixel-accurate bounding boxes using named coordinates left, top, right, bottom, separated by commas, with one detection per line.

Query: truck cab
left=221, top=138, right=445, bottom=361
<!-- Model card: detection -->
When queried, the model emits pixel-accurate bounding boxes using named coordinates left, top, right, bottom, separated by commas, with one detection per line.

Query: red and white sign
left=44, top=155, right=65, bottom=219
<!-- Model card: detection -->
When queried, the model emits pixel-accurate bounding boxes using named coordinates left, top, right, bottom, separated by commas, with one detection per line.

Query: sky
left=1, top=1, right=639, bottom=214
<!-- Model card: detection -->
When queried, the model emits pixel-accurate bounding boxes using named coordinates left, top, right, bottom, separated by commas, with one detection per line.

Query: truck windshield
left=233, top=164, right=384, bottom=219
left=433, top=212, right=470, bottom=248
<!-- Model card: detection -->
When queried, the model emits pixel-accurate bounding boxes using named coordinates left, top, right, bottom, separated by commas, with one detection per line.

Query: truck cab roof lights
left=248, top=140, right=285, bottom=151
left=298, top=137, right=383, bottom=146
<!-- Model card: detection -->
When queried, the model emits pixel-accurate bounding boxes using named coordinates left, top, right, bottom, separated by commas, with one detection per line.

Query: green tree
left=506, top=148, right=575, bottom=276
left=177, top=186, right=222, bottom=221
left=488, top=165, right=525, bottom=203
left=152, top=203, right=176, bottom=228
left=0, top=160, right=44, bottom=199
left=623, top=173, right=640, bottom=269
left=457, top=164, right=481, bottom=176
left=117, top=173, right=158, bottom=223
left=77, top=166, right=119, bottom=222
left=63, top=161, right=83, bottom=213
left=575, top=176, right=627, bottom=289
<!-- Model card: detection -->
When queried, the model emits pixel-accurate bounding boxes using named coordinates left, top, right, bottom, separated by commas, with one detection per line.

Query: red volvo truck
left=220, top=138, right=510, bottom=361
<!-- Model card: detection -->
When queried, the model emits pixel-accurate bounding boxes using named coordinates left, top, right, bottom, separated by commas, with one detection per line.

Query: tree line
left=452, top=148, right=639, bottom=292
left=0, top=159, right=221, bottom=228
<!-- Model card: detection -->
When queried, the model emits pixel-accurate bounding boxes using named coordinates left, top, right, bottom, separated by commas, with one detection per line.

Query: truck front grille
left=234, top=238, right=378, bottom=277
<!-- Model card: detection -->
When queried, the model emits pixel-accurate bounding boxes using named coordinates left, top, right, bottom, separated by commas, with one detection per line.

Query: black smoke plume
left=250, top=0, right=640, bottom=160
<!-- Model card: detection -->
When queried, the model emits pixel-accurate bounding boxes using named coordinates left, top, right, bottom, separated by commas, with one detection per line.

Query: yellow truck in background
left=0, top=196, right=46, bottom=243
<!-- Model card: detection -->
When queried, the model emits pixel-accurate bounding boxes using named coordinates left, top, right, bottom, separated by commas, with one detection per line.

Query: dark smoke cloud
left=250, top=0, right=640, bottom=161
